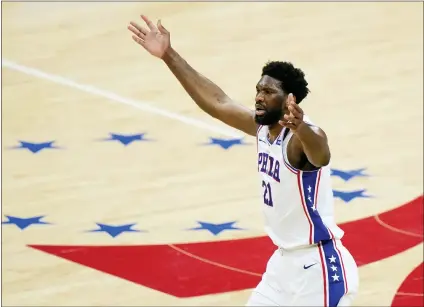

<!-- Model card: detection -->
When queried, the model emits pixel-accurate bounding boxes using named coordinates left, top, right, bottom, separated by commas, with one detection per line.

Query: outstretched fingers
left=129, top=21, right=147, bottom=34
left=131, top=35, right=145, bottom=46
left=128, top=23, right=146, bottom=40
left=141, top=14, right=158, bottom=32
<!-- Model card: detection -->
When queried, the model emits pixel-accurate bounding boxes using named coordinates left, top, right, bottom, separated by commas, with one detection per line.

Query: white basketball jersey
left=256, top=116, right=344, bottom=250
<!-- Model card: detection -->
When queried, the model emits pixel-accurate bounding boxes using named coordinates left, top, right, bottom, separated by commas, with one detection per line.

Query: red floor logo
left=29, top=196, right=423, bottom=304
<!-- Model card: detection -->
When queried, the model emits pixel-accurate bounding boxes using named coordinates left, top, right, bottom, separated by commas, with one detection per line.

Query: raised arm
left=128, top=15, right=257, bottom=136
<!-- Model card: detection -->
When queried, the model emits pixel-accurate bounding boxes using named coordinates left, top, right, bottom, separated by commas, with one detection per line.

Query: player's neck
left=267, top=124, right=283, bottom=143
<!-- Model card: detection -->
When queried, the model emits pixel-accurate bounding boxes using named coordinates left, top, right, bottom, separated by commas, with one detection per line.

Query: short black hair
left=261, top=61, right=310, bottom=104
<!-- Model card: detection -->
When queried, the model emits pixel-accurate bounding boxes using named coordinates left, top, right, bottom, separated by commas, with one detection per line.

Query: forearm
left=162, top=47, right=228, bottom=117
left=294, top=124, right=331, bottom=167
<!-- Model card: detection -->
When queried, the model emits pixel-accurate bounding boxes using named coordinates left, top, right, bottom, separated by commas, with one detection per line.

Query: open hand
left=278, top=93, right=305, bottom=131
left=128, top=15, right=170, bottom=59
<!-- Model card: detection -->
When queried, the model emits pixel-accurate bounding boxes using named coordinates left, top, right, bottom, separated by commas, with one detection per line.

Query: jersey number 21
left=262, top=180, right=273, bottom=207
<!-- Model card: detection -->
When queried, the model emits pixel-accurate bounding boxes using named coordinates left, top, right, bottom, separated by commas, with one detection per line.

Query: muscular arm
left=291, top=123, right=331, bottom=168
left=162, top=48, right=257, bottom=136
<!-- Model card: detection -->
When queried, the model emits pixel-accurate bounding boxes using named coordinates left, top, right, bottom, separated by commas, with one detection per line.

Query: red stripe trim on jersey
left=283, top=158, right=299, bottom=174
left=327, top=226, right=336, bottom=244
left=314, top=169, right=322, bottom=209
left=256, top=125, right=263, bottom=152
left=333, top=240, right=349, bottom=294
left=312, top=169, right=322, bottom=243
left=305, top=168, right=334, bottom=243
left=318, top=242, right=329, bottom=307
left=314, top=170, right=334, bottom=242
left=256, top=125, right=263, bottom=134
left=280, top=129, right=300, bottom=174
left=321, top=239, right=347, bottom=306
left=297, top=171, right=313, bottom=244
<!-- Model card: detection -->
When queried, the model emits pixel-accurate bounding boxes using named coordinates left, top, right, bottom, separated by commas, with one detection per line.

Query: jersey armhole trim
left=256, top=125, right=263, bottom=152
left=256, top=125, right=263, bottom=135
left=282, top=132, right=322, bottom=174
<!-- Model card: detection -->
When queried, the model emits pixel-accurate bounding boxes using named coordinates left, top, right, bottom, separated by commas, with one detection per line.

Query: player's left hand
left=278, top=93, right=305, bottom=131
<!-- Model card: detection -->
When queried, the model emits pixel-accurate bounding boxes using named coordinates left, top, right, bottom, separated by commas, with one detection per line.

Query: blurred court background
left=1, top=1, right=423, bottom=306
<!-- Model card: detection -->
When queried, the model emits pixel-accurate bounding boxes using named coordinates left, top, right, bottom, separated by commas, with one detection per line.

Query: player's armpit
left=211, top=99, right=258, bottom=137
left=293, top=124, right=331, bottom=167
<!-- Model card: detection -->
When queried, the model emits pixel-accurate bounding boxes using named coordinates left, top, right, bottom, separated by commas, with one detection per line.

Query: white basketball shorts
left=246, top=239, right=359, bottom=306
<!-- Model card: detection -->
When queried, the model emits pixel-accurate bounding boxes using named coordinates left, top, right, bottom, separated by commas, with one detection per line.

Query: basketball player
left=128, top=15, right=359, bottom=307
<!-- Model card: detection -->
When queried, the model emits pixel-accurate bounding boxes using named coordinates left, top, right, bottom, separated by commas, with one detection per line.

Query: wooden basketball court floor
left=1, top=2, right=423, bottom=306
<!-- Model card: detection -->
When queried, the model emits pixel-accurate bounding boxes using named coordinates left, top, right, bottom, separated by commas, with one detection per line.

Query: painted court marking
left=168, top=244, right=262, bottom=277
left=1, top=59, right=242, bottom=138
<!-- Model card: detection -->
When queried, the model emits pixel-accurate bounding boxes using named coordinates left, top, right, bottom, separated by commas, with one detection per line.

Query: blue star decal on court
left=101, top=133, right=152, bottom=146
left=87, top=223, right=144, bottom=238
left=188, top=221, right=244, bottom=236
left=331, top=168, right=369, bottom=182
left=2, top=215, right=51, bottom=230
left=9, top=141, right=61, bottom=154
left=333, top=189, right=372, bottom=203
left=204, top=137, right=248, bottom=150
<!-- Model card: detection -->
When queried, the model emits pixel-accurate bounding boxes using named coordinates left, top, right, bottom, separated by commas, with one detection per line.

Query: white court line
left=1, top=59, right=244, bottom=138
